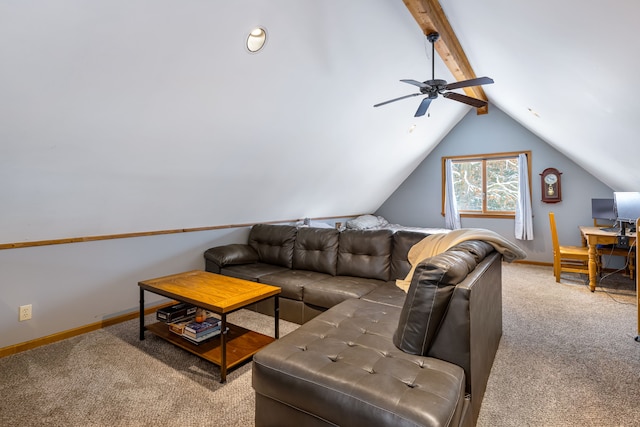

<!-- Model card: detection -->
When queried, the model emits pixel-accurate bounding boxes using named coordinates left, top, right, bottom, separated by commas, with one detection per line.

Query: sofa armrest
left=428, top=250, right=502, bottom=424
left=204, top=244, right=259, bottom=270
left=391, top=241, right=502, bottom=426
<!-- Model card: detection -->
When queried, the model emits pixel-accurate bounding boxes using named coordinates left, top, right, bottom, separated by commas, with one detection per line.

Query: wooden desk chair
left=549, top=212, right=590, bottom=282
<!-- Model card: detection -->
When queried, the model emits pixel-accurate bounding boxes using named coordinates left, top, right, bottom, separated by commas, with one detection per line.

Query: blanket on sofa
left=396, top=228, right=527, bottom=292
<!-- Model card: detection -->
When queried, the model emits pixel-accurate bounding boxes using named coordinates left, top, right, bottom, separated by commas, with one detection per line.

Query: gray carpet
left=479, top=265, right=640, bottom=426
left=478, top=264, right=639, bottom=426
left=0, top=309, right=298, bottom=427
left=0, top=264, right=638, bottom=426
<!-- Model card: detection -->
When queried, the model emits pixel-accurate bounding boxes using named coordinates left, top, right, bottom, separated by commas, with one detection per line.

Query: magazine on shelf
left=167, top=315, right=225, bottom=344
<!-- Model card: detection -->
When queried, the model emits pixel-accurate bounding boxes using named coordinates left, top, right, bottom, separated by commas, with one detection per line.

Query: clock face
left=541, top=168, right=561, bottom=203
left=544, top=173, right=558, bottom=185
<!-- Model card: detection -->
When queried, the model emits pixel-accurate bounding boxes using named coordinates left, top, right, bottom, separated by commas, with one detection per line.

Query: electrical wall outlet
left=19, top=304, right=32, bottom=321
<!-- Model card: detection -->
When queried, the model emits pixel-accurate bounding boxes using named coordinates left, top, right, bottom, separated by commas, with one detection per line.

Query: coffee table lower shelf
left=145, top=321, right=275, bottom=375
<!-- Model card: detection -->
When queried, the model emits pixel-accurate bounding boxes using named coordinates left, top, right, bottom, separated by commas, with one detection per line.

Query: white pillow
left=346, top=215, right=389, bottom=230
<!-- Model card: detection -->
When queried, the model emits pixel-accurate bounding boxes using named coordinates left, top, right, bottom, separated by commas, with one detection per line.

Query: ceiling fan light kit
left=374, top=32, right=494, bottom=117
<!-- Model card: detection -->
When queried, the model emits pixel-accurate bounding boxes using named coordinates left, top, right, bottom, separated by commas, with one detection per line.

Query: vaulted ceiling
left=420, top=0, right=640, bottom=192
left=1, top=0, right=639, bottom=242
left=403, top=0, right=490, bottom=114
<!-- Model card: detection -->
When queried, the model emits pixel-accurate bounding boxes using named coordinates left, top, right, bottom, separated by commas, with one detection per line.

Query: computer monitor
left=613, top=192, right=640, bottom=223
left=591, top=198, right=616, bottom=221
left=613, top=192, right=640, bottom=233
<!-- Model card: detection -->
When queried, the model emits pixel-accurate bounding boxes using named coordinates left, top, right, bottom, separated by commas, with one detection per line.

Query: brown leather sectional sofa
left=204, top=224, right=504, bottom=427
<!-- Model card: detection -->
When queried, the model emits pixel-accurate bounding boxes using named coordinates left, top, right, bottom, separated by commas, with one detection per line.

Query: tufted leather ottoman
left=252, top=298, right=470, bottom=427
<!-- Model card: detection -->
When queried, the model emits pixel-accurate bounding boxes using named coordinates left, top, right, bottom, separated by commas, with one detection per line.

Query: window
left=441, top=151, right=531, bottom=218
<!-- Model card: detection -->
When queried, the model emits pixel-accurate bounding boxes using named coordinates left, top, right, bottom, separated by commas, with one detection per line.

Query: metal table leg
left=274, top=295, right=279, bottom=339
left=220, top=314, right=227, bottom=383
left=139, top=288, right=145, bottom=340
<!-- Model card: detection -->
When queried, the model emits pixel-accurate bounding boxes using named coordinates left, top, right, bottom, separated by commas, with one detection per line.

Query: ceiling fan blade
left=400, top=79, right=431, bottom=89
left=443, top=92, right=488, bottom=108
left=414, top=97, right=432, bottom=117
left=374, top=93, right=421, bottom=108
left=444, top=76, right=494, bottom=90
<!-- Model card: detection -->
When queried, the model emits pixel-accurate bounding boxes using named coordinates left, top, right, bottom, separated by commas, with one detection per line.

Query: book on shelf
left=183, top=323, right=221, bottom=340
left=167, top=318, right=195, bottom=336
left=181, top=327, right=227, bottom=345
left=184, top=317, right=220, bottom=334
left=167, top=315, right=225, bottom=343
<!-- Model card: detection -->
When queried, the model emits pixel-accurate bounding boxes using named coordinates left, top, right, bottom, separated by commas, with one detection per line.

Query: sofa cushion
left=259, top=269, right=331, bottom=301
left=292, top=227, right=339, bottom=275
left=390, top=230, right=432, bottom=281
left=252, top=298, right=468, bottom=427
left=360, top=283, right=407, bottom=308
left=336, top=229, right=393, bottom=281
left=220, top=263, right=289, bottom=282
left=393, top=249, right=479, bottom=356
left=248, top=224, right=297, bottom=268
left=303, top=276, right=385, bottom=309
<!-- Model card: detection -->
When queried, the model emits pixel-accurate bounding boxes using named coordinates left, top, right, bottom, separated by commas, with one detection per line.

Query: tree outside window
left=442, top=151, right=531, bottom=218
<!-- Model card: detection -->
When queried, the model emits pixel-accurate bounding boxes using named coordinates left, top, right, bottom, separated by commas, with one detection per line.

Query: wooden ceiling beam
left=403, top=0, right=489, bottom=114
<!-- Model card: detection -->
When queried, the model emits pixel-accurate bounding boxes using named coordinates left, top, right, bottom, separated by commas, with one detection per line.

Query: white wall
left=0, top=227, right=249, bottom=348
left=1, top=1, right=621, bottom=350
left=0, top=0, right=468, bottom=244
left=376, top=105, right=614, bottom=263
left=1, top=215, right=354, bottom=349
left=0, top=0, right=467, bottom=351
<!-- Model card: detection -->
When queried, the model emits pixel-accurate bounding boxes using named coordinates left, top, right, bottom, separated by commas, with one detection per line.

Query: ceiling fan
left=374, top=32, right=494, bottom=117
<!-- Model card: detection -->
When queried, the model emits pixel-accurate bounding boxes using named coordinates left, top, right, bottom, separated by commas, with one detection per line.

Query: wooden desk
left=579, top=226, right=636, bottom=292
left=582, top=222, right=640, bottom=343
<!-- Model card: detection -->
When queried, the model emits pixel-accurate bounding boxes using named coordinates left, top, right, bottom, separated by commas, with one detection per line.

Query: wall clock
left=540, top=168, right=562, bottom=203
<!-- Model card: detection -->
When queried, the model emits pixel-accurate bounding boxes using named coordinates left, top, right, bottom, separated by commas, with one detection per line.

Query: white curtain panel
left=444, top=159, right=461, bottom=230
left=515, top=153, right=534, bottom=240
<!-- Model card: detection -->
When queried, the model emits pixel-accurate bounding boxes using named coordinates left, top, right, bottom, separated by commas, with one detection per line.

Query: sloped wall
left=376, top=105, right=614, bottom=264
left=0, top=0, right=462, bottom=244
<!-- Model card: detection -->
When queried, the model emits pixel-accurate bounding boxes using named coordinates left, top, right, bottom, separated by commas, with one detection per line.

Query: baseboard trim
left=512, top=259, right=552, bottom=267
left=0, top=302, right=174, bottom=359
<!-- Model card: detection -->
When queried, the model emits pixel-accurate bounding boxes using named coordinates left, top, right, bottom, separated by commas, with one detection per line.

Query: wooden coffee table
left=138, top=270, right=280, bottom=382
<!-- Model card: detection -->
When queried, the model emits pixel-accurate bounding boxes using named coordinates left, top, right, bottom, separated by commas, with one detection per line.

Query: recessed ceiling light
left=246, top=27, right=267, bottom=53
